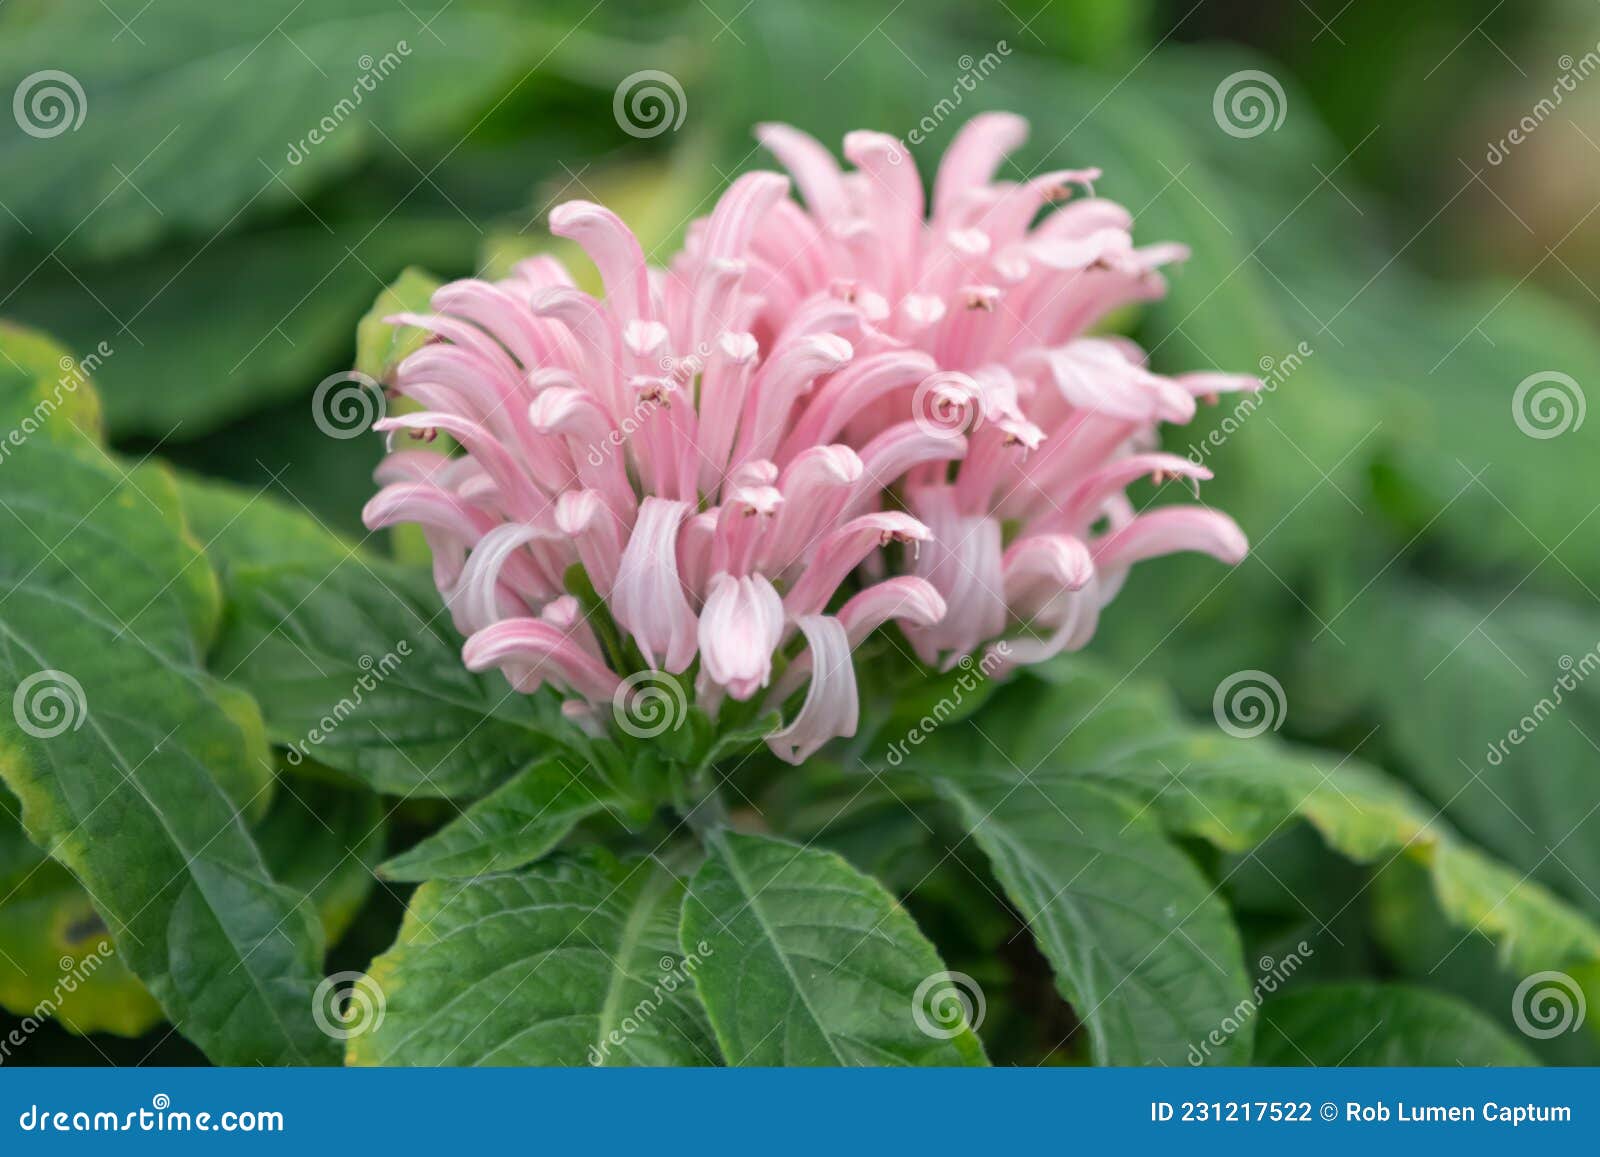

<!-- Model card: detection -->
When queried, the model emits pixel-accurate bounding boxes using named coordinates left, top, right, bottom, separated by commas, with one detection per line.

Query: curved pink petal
left=612, top=497, right=698, bottom=673
left=837, top=576, right=947, bottom=647
left=463, top=618, right=621, bottom=704
left=766, top=615, right=858, bottom=765
left=932, top=112, right=1029, bottom=223
left=1092, top=507, right=1249, bottom=572
left=785, top=511, right=931, bottom=618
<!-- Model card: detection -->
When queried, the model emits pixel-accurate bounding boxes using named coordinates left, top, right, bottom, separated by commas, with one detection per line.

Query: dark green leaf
left=13, top=218, right=475, bottom=438
left=681, top=830, right=987, bottom=1066
left=931, top=772, right=1252, bottom=1065
left=378, top=755, right=617, bottom=881
left=213, top=556, right=568, bottom=798
left=1339, top=580, right=1600, bottom=919
left=350, top=851, right=717, bottom=1065
left=254, top=776, right=386, bottom=944
left=184, top=476, right=570, bottom=798
left=0, top=324, right=333, bottom=1063
left=0, top=1, right=598, bottom=256
left=1256, top=983, right=1536, bottom=1066
left=964, top=659, right=1600, bottom=981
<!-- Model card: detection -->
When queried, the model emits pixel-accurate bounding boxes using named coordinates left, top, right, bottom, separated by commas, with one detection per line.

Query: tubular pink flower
left=362, top=112, right=1254, bottom=762
left=1092, top=507, right=1250, bottom=574
left=548, top=202, right=651, bottom=328
left=699, top=573, right=785, bottom=700
left=742, top=115, right=1257, bottom=671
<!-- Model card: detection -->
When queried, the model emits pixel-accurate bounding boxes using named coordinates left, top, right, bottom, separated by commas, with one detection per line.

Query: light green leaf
left=174, top=471, right=358, bottom=572
left=1255, top=983, right=1537, bottom=1066
left=378, top=755, right=618, bottom=882
left=0, top=789, right=162, bottom=1037
left=680, top=830, right=988, bottom=1066
left=356, top=267, right=443, bottom=384
left=350, top=851, right=718, bottom=1065
left=1372, top=857, right=1600, bottom=1063
left=0, top=321, right=103, bottom=449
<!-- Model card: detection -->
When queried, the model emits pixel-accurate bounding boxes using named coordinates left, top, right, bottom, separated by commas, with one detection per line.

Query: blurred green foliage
left=2, top=0, right=1598, bottom=1064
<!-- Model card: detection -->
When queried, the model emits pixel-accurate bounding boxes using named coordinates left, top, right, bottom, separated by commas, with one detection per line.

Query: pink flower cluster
left=363, top=113, right=1257, bottom=763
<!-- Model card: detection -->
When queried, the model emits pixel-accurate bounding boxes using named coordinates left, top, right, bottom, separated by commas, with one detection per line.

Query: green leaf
left=1256, top=983, right=1537, bottom=1066
left=1372, top=857, right=1600, bottom=1063
left=0, top=789, right=162, bottom=1037
left=212, top=555, right=567, bottom=798
left=12, top=218, right=475, bottom=438
left=350, top=851, right=718, bottom=1065
left=1130, top=45, right=1600, bottom=596
left=254, top=775, right=386, bottom=945
left=160, top=394, right=384, bottom=541
left=356, top=267, right=443, bottom=383
left=1218, top=826, right=1377, bottom=983
left=174, top=471, right=358, bottom=572
left=680, top=830, right=987, bottom=1066
left=1277, top=267, right=1600, bottom=596
left=0, top=324, right=333, bottom=1063
left=763, top=762, right=945, bottom=894
left=378, top=755, right=618, bottom=881
left=930, top=772, right=1252, bottom=1066
left=966, top=659, right=1600, bottom=980
left=184, top=475, right=571, bottom=798
left=0, top=321, right=103, bottom=448
left=0, top=1, right=593, bottom=257
left=1338, top=580, right=1600, bottom=919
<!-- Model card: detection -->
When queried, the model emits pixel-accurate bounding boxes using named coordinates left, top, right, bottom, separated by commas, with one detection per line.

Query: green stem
left=681, top=786, right=730, bottom=844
